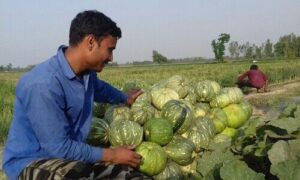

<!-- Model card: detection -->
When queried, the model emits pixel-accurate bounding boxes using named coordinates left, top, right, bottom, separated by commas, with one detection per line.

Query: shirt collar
left=57, top=45, right=76, bottom=79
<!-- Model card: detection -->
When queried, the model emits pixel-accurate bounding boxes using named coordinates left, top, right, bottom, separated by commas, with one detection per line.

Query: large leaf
left=220, top=159, right=265, bottom=180
left=270, top=160, right=300, bottom=180
left=268, top=117, right=300, bottom=134
left=196, top=149, right=235, bottom=177
left=267, top=139, right=300, bottom=165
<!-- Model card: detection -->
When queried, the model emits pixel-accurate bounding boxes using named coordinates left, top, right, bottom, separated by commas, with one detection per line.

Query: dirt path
left=244, top=79, right=300, bottom=116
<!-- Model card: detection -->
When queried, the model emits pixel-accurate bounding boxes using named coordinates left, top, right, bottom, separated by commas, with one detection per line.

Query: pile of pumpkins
left=88, top=75, right=252, bottom=179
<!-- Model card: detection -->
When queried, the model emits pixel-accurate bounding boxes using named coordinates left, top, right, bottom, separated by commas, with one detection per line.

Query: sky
left=1, top=0, right=300, bottom=67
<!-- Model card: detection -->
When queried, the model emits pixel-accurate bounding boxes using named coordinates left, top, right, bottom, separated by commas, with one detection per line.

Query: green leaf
left=280, top=102, right=297, bottom=117
left=196, top=150, right=235, bottom=177
left=220, top=159, right=265, bottom=180
left=268, top=117, right=300, bottom=134
left=243, top=117, right=264, bottom=137
left=263, top=108, right=281, bottom=122
left=294, top=105, right=300, bottom=118
left=267, top=139, right=300, bottom=165
left=270, top=160, right=300, bottom=180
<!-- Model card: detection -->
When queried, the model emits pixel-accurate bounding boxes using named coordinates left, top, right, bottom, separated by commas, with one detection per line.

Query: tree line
left=227, top=33, right=300, bottom=60
left=1, top=33, right=300, bottom=70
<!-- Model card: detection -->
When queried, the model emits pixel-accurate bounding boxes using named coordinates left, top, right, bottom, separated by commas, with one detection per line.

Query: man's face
left=87, top=35, right=117, bottom=72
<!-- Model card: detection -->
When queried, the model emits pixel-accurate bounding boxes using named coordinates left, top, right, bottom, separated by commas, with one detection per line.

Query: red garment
left=238, top=69, right=267, bottom=89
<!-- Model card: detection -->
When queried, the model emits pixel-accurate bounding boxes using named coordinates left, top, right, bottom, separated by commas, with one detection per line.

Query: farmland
left=1, top=59, right=300, bottom=145
left=1, top=59, right=300, bottom=179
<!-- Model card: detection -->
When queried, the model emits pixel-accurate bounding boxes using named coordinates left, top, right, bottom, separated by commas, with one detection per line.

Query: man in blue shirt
left=3, top=10, right=148, bottom=180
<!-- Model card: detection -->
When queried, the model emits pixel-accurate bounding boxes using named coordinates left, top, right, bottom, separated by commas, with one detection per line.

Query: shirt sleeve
left=238, top=71, right=249, bottom=81
left=21, top=81, right=102, bottom=163
left=92, top=73, right=128, bottom=104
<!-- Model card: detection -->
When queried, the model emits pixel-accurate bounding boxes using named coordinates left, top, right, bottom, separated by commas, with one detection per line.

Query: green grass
left=1, top=59, right=300, bottom=144
left=0, top=80, right=15, bottom=145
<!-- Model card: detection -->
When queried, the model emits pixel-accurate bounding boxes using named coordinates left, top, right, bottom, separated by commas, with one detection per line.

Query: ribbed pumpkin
left=183, top=86, right=197, bottom=105
left=136, top=142, right=167, bottom=176
left=164, top=75, right=189, bottom=98
left=104, top=105, right=132, bottom=124
left=151, top=87, right=180, bottom=110
left=239, top=100, right=253, bottom=120
left=193, top=103, right=210, bottom=119
left=108, top=120, right=143, bottom=147
left=93, top=103, right=111, bottom=119
left=164, top=136, right=196, bottom=165
left=195, top=80, right=220, bottom=102
left=144, top=118, right=173, bottom=146
left=131, top=102, right=155, bottom=125
left=223, top=103, right=248, bottom=129
left=210, top=87, right=243, bottom=108
left=134, top=90, right=152, bottom=104
left=154, top=161, right=183, bottom=180
left=207, top=108, right=228, bottom=133
left=161, top=100, right=193, bottom=134
left=87, top=117, right=110, bottom=146
left=182, top=117, right=215, bottom=152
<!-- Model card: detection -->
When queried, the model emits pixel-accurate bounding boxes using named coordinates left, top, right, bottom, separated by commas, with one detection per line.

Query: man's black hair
left=69, top=10, right=122, bottom=46
left=250, top=64, right=258, bottom=70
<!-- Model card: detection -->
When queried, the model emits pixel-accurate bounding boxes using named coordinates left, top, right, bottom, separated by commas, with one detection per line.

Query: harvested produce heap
left=89, top=75, right=300, bottom=179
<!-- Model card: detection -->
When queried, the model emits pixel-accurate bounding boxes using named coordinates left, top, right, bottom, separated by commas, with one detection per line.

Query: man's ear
left=85, top=35, right=95, bottom=51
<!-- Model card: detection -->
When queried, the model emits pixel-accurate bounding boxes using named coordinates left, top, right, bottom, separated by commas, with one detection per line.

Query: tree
left=6, top=63, right=12, bottom=71
left=228, top=41, right=239, bottom=58
left=211, top=33, right=230, bottom=62
left=264, top=39, right=273, bottom=58
left=152, top=50, right=168, bottom=63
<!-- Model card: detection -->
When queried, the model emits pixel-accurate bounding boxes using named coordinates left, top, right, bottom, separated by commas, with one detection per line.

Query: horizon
left=1, top=0, right=300, bottom=68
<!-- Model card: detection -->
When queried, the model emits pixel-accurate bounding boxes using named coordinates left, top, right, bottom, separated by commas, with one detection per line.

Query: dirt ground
left=244, top=79, right=300, bottom=116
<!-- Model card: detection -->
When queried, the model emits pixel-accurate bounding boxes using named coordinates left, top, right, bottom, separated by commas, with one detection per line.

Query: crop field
left=1, top=59, right=300, bottom=179
left=1, top=59, right=300, bottom=145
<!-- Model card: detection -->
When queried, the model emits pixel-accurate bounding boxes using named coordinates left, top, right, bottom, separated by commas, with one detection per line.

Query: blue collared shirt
left=2, top=46, right=127, bottom=179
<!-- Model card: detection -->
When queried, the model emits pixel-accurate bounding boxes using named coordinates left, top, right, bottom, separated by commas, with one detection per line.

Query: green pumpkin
left=223, top=103, right=248, bottom=129
left=93, top=103, right=111, bottom=119
left=144, top=118, right=173, bottom=146
left=104, top=105, right=132, bottom=124
left=182, top=117, right=215, bottom=152
left=136, top=142, right=167, bottom=176
left=134, top=90, right=152, bottom=104
left=183, top=86, right=197, bottom=105
left=180, top=158, right=201, bottom=179
left=195, top=80, right=220, bottom=102
left=164, top=75, right=189, bottom=98
left=220, top=127, right=238, bottom=138
left=108, top=120, right=143, bottom=147
left=210, top=87, right=243, bottom=108
left=164, top=136, right=196, bottom=165
left=151, top=87, right=180, bottom=110
left=131, top=102, right=155, bottom=125
left=161, top=100, right=193, bottom=134
left=87, top=118, right=110, bottom=146
left=154, top=161, right=183, bottom=180
left=207, top=108, right=228, bottom=133
left=193, top=103, right=210, bottom=119
left=239, top=100, right=253, bottom=120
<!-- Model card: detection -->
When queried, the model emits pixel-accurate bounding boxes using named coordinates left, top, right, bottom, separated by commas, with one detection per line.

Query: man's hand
left=102, top=145, right=142, bottom=168
left=126, top=89, right=143, bottom=106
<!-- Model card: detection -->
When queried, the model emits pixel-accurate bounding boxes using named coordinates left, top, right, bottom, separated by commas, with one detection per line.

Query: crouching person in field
left=236, top=64, right=269, bottom=93
left=2, top=10, right=150, bottom=180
